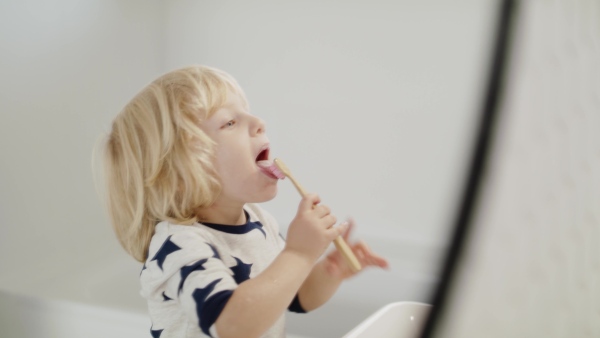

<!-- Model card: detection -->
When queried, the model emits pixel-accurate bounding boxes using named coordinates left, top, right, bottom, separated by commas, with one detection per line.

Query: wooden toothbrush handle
left=288, top=175, right=308, bottom=196
left=333, top=236, right=362, bottom=272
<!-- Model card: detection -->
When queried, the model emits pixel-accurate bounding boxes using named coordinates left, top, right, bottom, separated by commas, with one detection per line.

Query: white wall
left=0, top=0, right=163, bottom=301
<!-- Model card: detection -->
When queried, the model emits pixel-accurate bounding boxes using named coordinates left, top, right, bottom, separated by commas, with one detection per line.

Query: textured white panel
left=437, top=0, right=600, bottom=337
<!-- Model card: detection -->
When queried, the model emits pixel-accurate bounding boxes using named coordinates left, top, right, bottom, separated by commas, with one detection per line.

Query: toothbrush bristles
left=268, top=163, right=286, bottom=179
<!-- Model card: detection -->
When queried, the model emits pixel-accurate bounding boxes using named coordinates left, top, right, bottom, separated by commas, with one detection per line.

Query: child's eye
left=223, top=120, right=236, bottom=128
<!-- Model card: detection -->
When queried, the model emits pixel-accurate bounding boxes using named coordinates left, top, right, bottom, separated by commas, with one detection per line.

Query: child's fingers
left=355, top=246, right=367, bottom=261
left=354, top=241, right=390, bottom=269
left=343, top=218, right=356, bottom=240
left=373, top=255, right=390, bottom=269
left=326, top=222, right=346, bottom=240
left=300, top=193, right=321, bottom=210
left=336, top=221, right=349, bottom=236
left=314, top=204, right=331, bottom=218
left=323, top=214, right=337, bottom=229
left=337, top=221, right=349, bottom=236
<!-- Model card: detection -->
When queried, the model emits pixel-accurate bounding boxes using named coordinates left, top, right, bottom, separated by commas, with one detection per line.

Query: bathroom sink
left=342, top=301, right=431, bottom=338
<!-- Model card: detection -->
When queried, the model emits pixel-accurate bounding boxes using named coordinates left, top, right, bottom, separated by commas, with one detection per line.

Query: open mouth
left=256, top=146, right=279, bottom=179
left=256, top=147, right=270, bottom=163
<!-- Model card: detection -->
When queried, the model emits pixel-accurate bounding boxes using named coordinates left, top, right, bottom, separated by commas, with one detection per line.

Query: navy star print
left=150, top=328, right=163, bottom=338
left=207, top=243, right=220, bottom=259
left=193, top=279, right=222, bottom=336
left=192, top=279, right=220, bottom=308
left=250, top=221, right=267, bottom=238
left=178, top=259, right=208, bottom=295
left=150, top=235, right=181, bottom=270
left=230, top=256, right=252, bottom=284
left=162, top=291, right=172, bottom=301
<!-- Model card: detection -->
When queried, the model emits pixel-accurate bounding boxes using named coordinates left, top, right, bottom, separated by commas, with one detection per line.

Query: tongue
left=256, top=160, right=273, bottom=169
left=257, top=160, right=282, bottom=179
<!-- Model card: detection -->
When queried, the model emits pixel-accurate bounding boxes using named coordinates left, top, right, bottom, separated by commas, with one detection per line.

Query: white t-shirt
left=140, top=203, right=304, bottom=338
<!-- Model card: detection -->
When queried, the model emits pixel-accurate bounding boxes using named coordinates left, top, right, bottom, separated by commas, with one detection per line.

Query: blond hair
left=103, top=65, right=247, bottom=262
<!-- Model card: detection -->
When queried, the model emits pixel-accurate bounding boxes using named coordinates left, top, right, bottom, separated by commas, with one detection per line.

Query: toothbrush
left=268, top=158, right=362, bottom=273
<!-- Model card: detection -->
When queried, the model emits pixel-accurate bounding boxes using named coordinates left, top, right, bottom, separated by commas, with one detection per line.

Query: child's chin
left=256, top=188, right=278, bottom=203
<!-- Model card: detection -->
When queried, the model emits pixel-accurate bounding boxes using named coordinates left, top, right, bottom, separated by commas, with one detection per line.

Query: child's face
left=200, top=92, right=278, bottom=207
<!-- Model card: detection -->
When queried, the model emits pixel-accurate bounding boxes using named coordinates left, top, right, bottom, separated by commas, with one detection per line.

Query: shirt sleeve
left=288, top=294, right=307, bottom=313
left=143, top=231, right=238, bottom=337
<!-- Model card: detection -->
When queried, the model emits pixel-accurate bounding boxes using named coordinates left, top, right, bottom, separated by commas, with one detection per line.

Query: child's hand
left=323, top=218, right=389, bottom=279
left=285, top=193, right=342, bottom=263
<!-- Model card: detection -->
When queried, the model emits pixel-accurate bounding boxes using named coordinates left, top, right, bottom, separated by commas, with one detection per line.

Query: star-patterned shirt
left=140, top=203, right=305, bottom=338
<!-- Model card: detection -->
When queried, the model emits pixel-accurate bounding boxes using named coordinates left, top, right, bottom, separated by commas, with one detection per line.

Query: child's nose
left=251, top=117, right=266, bottom=136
